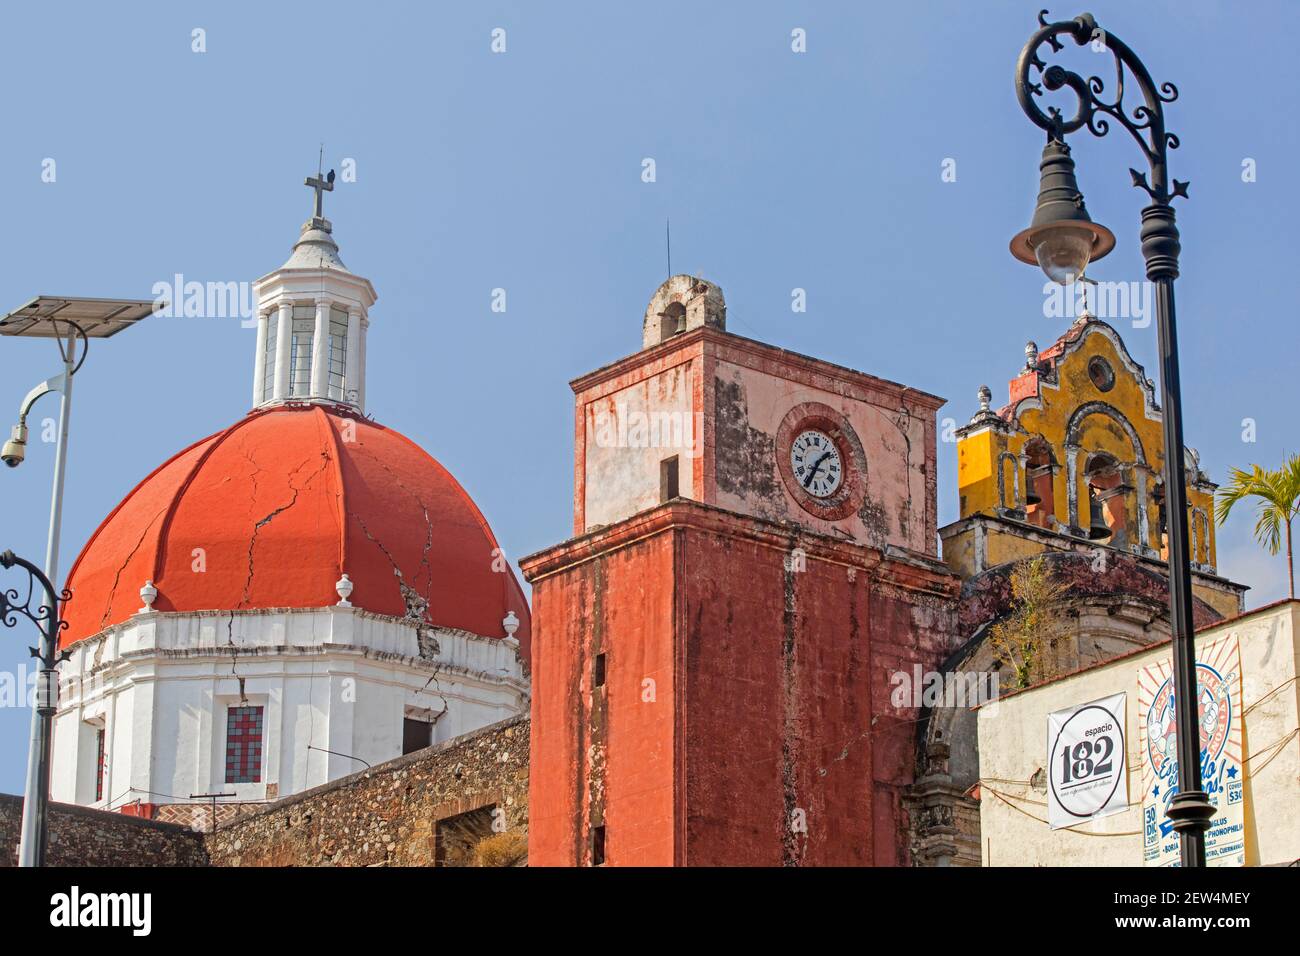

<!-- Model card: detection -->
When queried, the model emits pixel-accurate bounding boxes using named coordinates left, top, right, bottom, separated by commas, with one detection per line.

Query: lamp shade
left=1010, top=138, right=1115, bottom=284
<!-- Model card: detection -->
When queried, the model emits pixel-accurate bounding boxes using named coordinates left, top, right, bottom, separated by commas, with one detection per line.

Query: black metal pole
left=1015, top=13, right=1214, bottom=864
left=34, top=652, right=55, bottom=864
left=1142, top=207, right=1212, bottom=866
left=0, top=548, right=66, bottom=867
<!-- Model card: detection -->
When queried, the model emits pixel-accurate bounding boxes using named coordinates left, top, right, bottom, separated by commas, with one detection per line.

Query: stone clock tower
left=572, top=275, right=940, bottom=552
left=522, top=276, right=963, bottom=866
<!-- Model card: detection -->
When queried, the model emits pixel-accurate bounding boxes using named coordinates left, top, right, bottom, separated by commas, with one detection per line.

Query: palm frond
left=1254, top=506, right=1284, bottom=555
left=1216, top=454, right=1300, bottom=557
left=1216, top=465, right=1269, bottom=524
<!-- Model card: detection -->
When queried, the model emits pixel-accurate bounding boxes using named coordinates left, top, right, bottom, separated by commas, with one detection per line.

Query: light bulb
left=1033, top=224, right=1096, bottom=286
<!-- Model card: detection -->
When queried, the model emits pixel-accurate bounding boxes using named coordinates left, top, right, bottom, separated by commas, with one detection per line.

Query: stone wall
left=204, top=716, right=529, bottom=866
left=0, top=793, right=207, bottom=867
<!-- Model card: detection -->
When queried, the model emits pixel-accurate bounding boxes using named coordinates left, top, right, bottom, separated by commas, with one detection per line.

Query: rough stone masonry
left=0, top=716, right=529, bottom=867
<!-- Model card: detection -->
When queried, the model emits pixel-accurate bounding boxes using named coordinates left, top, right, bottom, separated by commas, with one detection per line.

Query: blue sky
left=1, top=0, right=1296, bottom=793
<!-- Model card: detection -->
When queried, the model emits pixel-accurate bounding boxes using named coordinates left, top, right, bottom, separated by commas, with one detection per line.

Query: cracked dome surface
left=59, top=404, right=530, bottom=652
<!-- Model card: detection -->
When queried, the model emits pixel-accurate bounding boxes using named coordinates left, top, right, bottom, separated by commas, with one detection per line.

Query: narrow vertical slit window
left=94, top=726, right=106, bottom=802
left=660, top=455, right=680, bottom=502
left=594, top=652, right=606, bottom=688
left=591, top=825, right=606, bottom=866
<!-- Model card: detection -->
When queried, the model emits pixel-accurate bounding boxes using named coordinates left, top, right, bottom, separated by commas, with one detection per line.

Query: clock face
left=790, top=429, right=843, bottom=498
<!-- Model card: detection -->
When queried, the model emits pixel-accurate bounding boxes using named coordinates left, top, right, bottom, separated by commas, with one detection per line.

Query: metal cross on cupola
left=305, top=167, right=335, bottom=222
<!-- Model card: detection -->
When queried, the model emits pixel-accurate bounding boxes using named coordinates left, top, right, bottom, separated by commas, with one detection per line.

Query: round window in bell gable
left=1087, top=356, right=1116, bottom=392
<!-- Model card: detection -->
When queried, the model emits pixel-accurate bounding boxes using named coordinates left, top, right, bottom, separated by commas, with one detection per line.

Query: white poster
left=1138, top=634, right=1245, bottom=867
left=1047, top=692, right=1128, bottom=830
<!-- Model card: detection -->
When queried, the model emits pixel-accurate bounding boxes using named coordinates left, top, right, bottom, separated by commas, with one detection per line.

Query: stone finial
left=967, top=384, right=1001, bottom=429
left=503, top=610, right=520, bottom=641
left=923, top=740, right=952, bottom=779
left=335, top=573, right=354, bottom=607
left=138, top=580, right=158, bottom=614
left=1025, top=341, right=1039, bottom=369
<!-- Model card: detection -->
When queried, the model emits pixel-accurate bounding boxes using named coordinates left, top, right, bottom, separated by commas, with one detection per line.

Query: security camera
left=2, top=424, right=28, bottom=468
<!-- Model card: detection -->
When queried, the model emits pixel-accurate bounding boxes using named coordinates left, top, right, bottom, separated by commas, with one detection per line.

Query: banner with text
left=1047, top=692, right=1128, bottom=829
left=1138, top=634, right=1245, bottom=866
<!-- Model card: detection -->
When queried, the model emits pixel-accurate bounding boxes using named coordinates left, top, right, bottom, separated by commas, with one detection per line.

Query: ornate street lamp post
left=0, top=549, right=70, bottom=867
left=2, top=296, right=161, bottom=865
left=1011, top=11, right=1212, bottom=866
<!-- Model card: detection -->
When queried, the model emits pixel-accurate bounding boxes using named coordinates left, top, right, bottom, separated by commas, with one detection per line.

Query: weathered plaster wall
left=976, top=601, right=1300, bottom=866
left=681, top=526, right=958, bottom=865
left=571, top=327, right=943, bottom=558
left=524, top=500, right=961, bottom=867
left=940, top=514, right=1245, bottom=619
left=0, top=794, right=207, bottom=867
left=708, top=358, right=935, bottom=554
left=204, top=716, right=529, bottom=866
left=51, top=606, right=526, bottom=815
left=527, top=524, right=678, bottom=866
left=923, top=550, right=1209, bottom=808
left=582, top=360, right=697, bottom=530
left=915, top=536, right=1241, bottom=867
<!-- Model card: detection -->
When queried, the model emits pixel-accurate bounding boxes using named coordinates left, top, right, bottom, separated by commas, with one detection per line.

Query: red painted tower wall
left=524, top=501, right=960, bottom=866
left=528, top=524, right=679, bottom=866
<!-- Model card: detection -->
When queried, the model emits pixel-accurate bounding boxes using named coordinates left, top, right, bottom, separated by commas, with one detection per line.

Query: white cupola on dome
left=250, top=165, right=378, bottom=411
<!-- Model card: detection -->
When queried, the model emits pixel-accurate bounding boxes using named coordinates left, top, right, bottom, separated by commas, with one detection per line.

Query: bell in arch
left=1024, top=466, right=1046, bottom=506
left=1087, top=487, right=1112, bottom=541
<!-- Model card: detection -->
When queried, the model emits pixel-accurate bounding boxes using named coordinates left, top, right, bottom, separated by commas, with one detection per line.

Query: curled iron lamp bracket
left=1017, top=10, right=1187, bottom=205
left=0, top=550, right=70, bottom=668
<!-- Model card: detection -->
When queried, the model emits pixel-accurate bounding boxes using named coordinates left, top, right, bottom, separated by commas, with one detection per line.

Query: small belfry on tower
left=250, top=164, right=377, bottom=411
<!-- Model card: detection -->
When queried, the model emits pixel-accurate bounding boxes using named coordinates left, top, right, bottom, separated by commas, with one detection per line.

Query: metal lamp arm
left=16, top=375, right=66, bottom=428
left=1015, top=10, right=1188, bottom=204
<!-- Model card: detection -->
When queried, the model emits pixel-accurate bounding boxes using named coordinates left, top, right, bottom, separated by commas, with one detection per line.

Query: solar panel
left=0, top=296, right=163, bottom=339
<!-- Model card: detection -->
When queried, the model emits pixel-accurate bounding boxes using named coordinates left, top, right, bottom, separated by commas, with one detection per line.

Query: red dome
left=60, top=405, right=530, bottom=652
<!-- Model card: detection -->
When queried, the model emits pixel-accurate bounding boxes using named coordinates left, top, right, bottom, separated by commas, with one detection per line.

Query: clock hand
left=803, top=451, right=832, bottom=488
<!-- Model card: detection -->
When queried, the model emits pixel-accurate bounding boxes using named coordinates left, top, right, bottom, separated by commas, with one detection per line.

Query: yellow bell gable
left=954, top=314, right=1220, bottom=577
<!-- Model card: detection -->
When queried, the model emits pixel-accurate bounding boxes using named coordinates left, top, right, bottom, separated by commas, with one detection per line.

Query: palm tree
left=1215, top=454, right=1300, bottom=600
